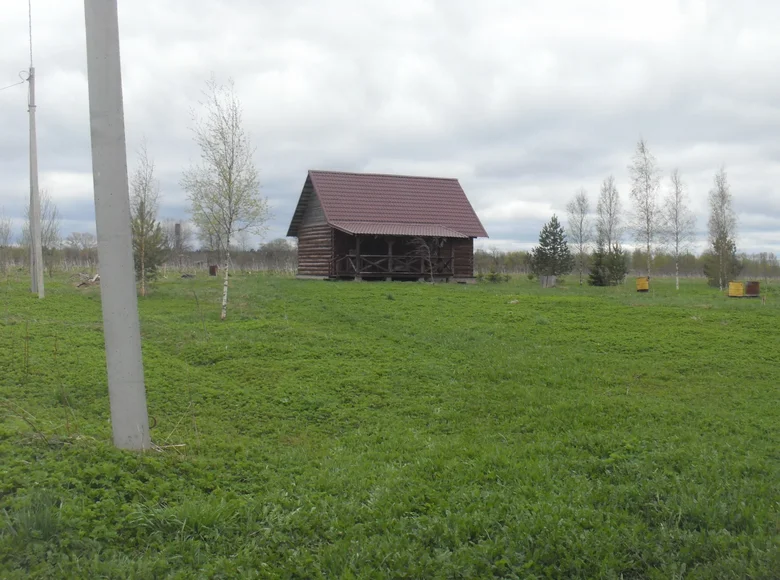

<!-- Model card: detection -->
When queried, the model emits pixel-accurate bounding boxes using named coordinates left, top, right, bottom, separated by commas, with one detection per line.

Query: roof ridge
left=332, top=219, right=444, bottom=224
left=309, top=169, right=459, bottom=182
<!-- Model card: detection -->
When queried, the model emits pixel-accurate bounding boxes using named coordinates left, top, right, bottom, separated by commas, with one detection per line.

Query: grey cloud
left=1, top=0, right=779, bottom=252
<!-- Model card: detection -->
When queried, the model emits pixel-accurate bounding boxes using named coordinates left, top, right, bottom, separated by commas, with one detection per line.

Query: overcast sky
left=1, top=0, right=778, bottom=253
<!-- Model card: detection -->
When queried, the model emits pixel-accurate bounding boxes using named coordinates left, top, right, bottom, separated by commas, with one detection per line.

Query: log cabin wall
left=296, top=193, right=333, bottom=277
left=452, top=238, right=474, bottom=277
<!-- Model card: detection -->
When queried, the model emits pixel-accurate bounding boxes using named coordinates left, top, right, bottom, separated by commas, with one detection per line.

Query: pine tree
left=589, top=240, right=627, bottom=286
left=130, top=141, right=168, bottom=296
left=588, top=239, right=609, bottom=286
left=607, top=242, right=629, bottom=285
left=529, top=215, right=574, bottom=277
left=131, top=201, right=169, bottom=292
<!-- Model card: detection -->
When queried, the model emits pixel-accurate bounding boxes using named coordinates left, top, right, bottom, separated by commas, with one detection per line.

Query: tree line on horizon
left=474, top=246, right=779, bottom=281
left=0, top=208, right=296, bottom=278
left=513, top=139, right=749, bottom=289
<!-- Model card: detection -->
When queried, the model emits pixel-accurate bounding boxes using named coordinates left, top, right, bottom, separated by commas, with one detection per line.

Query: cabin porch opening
left=331, top=231, right=455, bottom=280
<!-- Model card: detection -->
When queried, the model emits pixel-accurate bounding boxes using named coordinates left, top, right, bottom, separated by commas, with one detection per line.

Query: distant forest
left=474, top=247, right=780, bottom=280
left=0, top=234, right=298, bottom=276
left=1, top=235, right=777, bottom=281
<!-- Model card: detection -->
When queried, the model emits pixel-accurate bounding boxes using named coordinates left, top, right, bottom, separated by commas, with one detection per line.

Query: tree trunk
left=675, top=258, right=679, bottom=291
left=646, top=242, right=651, bottom=277
left=140, top=241, right=146, bottom=297
left=221, top=249, right=230, bottom=321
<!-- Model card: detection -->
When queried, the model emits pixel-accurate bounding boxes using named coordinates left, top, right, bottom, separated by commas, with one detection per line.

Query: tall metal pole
left=84, top=0, right=150, bottom=450
left=28, top=67, right=44, bottom=298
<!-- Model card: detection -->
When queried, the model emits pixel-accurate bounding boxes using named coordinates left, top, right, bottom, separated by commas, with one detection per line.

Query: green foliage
left=589, top=241, right=628, bottom=286
left=3, top=489, right=61, bottom=546
left=703, top=233, right=742, bottom=288
left=607, top=243, right=629, bottom=285
left=476, top=265, right=511, bottom=283
left=529, top=215, right=574, bottom=277
left=588, top=241, right=609, bottom=286
left=474, top=249, right=529, bottom=275
left=131, top=210, right=168, bottom=287
left=0, top=274, right=777, bottom=578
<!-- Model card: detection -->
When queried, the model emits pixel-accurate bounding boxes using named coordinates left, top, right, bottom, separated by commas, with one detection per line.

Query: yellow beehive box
left=728, top=281, right=744, bottom=297
left=636, top=276, right=649, bottom=292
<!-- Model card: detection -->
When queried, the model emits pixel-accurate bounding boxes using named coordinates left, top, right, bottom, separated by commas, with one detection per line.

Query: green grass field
left=1, top=273, right=778, bottom=578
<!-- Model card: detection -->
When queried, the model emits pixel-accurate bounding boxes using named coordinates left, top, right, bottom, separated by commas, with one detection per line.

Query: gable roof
left=286, top=170, right=488, bottom=238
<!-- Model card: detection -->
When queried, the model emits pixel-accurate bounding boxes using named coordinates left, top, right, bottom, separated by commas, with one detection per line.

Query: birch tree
left=23, top=189, right=62, bottom=276
left=566, top=188, right=592, bottom=285
left=628, top=139, right=662, bottom=276
left=596, top=175, right=621, bottom=248
left=411, top=237, right=446, bottom=283
left=706, top=166, right=738, bottom=290
left=663, top=169, right=696, bottom=290
left=130, top=141, right=166, bottom=296
left=181, top=76, right=270, bottom=320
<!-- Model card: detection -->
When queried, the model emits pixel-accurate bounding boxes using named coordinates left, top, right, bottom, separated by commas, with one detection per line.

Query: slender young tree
left=130, top=141, right=167, bottom=296
left=706, top=166, right=738, bottom=290
left=411, top=236, right=445, bottom=282
left=663, top=169, right=696, bottom=290
left=182, top=76, right=270, bottom=320
left=566, top=188, right=592, bottom=285
left=596, top=175, right=622, bottom=249
left=628, top=138, right=662, bottom=277
left=529, top=215, right=574, bottom=280
left=23, top=189, right=62, bottom=276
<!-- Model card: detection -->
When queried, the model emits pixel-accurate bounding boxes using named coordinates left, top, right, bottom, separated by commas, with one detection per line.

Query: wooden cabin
left=287, top=170, right=488, bottom=281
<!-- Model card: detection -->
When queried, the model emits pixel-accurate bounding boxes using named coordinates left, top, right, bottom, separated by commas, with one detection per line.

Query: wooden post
left=386, top=239, right=394, bottom=282
left=329, top=227, right=335, bottom=277
left=388, top=239, right=394, bottom=273
left=355, top=236, right=361, bottom=277
left=450, top=241, right=455, bottom=276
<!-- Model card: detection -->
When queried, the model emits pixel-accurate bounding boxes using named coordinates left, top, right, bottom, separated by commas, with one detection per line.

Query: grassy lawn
left=1, top=272, right=778, bottom=578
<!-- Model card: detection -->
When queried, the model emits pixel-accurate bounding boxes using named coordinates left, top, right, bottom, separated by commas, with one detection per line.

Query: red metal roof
left=287, top=170, right=488, bottom=238
left=330, top=221, right=468, bottom=238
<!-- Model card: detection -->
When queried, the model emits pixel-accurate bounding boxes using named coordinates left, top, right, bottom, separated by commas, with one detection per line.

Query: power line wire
left=0, top=79, right=25, bottom=92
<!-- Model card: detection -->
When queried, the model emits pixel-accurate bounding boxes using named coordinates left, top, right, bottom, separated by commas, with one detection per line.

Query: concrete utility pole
left=84, top=0, right=151, bottom=450
left=28, top=70, right=44, bottom=297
